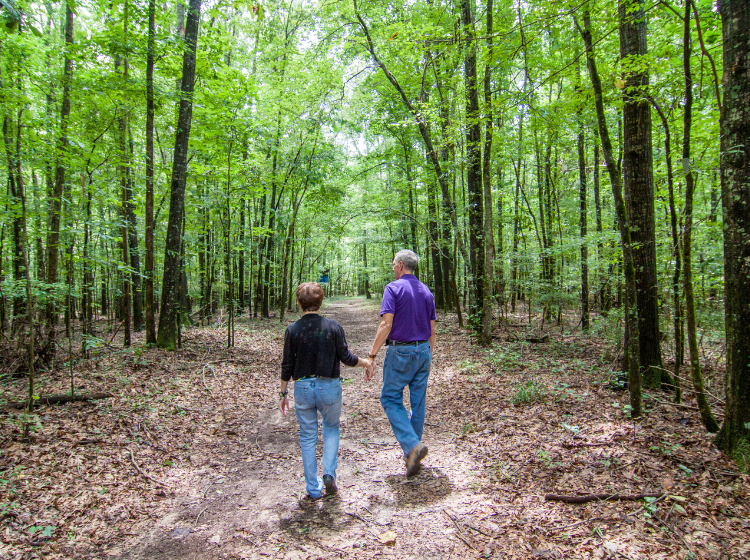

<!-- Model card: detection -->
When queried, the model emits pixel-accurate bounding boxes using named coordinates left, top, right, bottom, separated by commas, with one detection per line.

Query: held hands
left=364, top=357, right=376, bottom=382
left=280, top=395, right=290, bottom=416
left=361, top=357, right=375, bottom=382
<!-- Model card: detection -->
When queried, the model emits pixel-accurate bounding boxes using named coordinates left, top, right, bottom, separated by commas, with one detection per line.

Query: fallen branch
left=545, top=492, right=663, bottom=503
left=7, top=392, right=113, bottom=409
left=125, top=447, right=169, bottom=488
left=561, top=440, right=618, bottom=448
left=109, top=320, right=125, bottom=343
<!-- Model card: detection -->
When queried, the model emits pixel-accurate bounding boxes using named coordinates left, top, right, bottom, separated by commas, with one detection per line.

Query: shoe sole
left=406, top=445, right=428, bottom=478
left=323, top=476, right=338, bottom=496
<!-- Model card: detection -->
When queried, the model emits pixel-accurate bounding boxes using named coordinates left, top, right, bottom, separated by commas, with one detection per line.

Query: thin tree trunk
left=144, top=0, right=157, bottom=343
left=650, top=97, right=682, bottom=400
left=681, top=2, right=719, bottom=432
left=577, top=65, right=589, bottom=330
left=576, top=6, right=641, bottom=417
left=481, top=0, right=495, bottom=344
left=156, top=0, right=202, bottom=349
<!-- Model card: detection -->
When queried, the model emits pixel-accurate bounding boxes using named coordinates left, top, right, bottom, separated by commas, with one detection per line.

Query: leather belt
left=386, top=339, right=428, bottom=346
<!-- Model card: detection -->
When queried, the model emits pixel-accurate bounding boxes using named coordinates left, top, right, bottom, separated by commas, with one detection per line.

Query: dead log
left=545, top=492, right=663, bottom=503
left=525, top=334, right=550, bottom=343
left=7, top=392, right=113, bottom=409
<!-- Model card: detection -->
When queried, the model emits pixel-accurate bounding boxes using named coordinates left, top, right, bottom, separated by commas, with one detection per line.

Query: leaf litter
left=0, top=299, right=747, bottom=559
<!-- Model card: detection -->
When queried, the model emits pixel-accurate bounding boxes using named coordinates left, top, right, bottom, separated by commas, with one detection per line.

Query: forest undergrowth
left=0, top=298, right=747, bottom=559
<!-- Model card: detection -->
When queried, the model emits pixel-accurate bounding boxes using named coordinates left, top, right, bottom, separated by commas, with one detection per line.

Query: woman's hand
left=360, top=357, right=375, bottom=381
left=363, top=357, right=376, bottom=382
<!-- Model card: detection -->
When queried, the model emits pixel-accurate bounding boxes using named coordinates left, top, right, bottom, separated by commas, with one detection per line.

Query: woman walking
left=279, top=283, right=373, bottom=506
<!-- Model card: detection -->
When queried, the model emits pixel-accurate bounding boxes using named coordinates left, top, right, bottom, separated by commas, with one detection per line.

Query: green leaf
left=27, top=23, right=43, bottom=37
left=42, top=525, right=55, bottom=538
left=65, top=0, right=78, bottom=16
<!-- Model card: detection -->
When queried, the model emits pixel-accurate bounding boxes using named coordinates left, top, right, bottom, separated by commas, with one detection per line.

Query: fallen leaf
left=378, top=530, right=397, bottom=545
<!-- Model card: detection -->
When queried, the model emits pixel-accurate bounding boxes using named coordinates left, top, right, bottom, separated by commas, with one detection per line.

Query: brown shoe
left=405, top=443, right=428, bottom=478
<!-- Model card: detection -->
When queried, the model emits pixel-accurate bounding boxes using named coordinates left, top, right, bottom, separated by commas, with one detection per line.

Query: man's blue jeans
left=380, top=341, right=431, bottom=457
left=294, top=377, right=342, bottom=498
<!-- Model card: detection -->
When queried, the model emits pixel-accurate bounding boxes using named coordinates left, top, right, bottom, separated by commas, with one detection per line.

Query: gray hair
left=394, top=249, right=419, bottom=271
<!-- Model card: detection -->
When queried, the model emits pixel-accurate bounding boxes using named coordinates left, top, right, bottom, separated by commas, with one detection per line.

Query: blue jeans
left=380, top=342, right=431, bottom=457
left=294, top=377, right=342, bottom=498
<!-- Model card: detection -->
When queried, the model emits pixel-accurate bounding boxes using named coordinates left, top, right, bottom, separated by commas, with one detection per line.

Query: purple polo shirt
left=380, top=274, right=437, bottom=342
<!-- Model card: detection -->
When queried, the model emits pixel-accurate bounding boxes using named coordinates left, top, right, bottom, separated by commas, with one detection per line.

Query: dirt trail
left=125, top=299, right=491, bottom=559
left=117, top=298, right=749, bottom=560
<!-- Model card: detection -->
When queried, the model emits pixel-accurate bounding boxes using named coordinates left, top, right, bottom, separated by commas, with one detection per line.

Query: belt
left=386, top=339, right=428, bottom=346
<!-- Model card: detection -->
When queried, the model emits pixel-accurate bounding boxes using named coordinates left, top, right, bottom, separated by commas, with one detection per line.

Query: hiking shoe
left=323, top=474, right=338, bottom=496
left=405, top=443, right=428, bottom=478
left=298, top=494, right=323, bottom=509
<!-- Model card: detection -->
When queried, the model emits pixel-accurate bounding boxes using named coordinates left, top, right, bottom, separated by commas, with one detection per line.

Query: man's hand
left=364, top=357, right=377, bottom=382
left=361, top=357, right=374, bottom=381
left=280, top=396, right=290, bottom=416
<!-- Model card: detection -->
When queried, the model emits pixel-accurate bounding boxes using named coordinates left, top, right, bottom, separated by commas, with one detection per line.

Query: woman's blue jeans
left=380, top=341, right=431, bottom=457
left=294, top=377, right=342, bottom=498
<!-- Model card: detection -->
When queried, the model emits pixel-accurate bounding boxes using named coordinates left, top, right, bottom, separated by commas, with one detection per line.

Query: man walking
left=366, top=250, right=436, bottom=477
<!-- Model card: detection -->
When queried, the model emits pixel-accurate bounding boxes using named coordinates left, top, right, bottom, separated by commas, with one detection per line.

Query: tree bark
left=715, top=0, right=750, bottom=460
left=577, top=69, right=590, bottom=331
left=481, top=0, right=496, bottom=343
left=461, top=0, right=486, bottom=339
left=156, top=0, right=202, bottom=349
left=619, top=0, right=663, bottom=388
left=144, top=0, right=157, bottom=343
left=681, top=4, right=717, bottom=430
left=46, top=3, right=74, bottom=348
left=576, top=6, right=641, bottom=417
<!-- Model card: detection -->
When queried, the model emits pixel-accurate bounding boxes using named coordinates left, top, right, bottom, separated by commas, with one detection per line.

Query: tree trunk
left=619, top=0, right=663, bottom=388
left=715, top=0, right=750, bottom=460
left=481, top=0, right=496, bottom=344
left=115, top=0, right=132, bottom=347
left=577, top=6, right=641, bottom=417
left=46, top=2, right=74, bottom=349
left=156, top=0, right=202, bottom=349
left=577, top=68, right=590, bottom=330
left=651, top=98, right=682, bottom=401
left=144, top=0, right=157, bottom=343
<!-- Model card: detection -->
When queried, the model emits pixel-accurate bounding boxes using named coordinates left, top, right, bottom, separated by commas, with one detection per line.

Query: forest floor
left=1, top=297, right=748, bottom=560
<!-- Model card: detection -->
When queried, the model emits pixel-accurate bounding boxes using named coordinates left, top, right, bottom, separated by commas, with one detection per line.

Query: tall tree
left=715, top=0, right=750, bottom=462
left=576, top=6, right=641, bottom=417
left=481, top=0, right=496, bottom=344
left=461, top=0, right=486, bottom=340
left=619, top=0, right=663, bottom=387
left=157, top=0, right=203, bottom=349
left=681, top=1, right=718, bottom=432
left=143, top=0, right=157, bottom=343
left=46, top=2, right=74, bottom=349
left=577, top=65, right=589, bottom=331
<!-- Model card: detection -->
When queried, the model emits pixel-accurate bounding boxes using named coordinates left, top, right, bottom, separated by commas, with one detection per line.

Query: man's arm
left=366, top=313, right=393, bottom=381
left=429, top=319, right=435, bottom=355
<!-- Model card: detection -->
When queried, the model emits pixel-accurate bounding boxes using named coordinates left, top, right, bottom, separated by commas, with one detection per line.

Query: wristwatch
left=368, top=353, right=377, bottom=359
left=279, top=391, right=288, bottom=399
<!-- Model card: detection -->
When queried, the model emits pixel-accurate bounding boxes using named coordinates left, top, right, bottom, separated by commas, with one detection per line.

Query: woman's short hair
left=296, top=282, right=324, bottom=311
left=394, top=249, right=419, bottom=272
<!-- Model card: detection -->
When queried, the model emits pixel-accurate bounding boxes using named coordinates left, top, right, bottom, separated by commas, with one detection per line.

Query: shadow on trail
left=278, top=497, right=357, bottom=540
left=385, top=467, right=453, bottom=506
